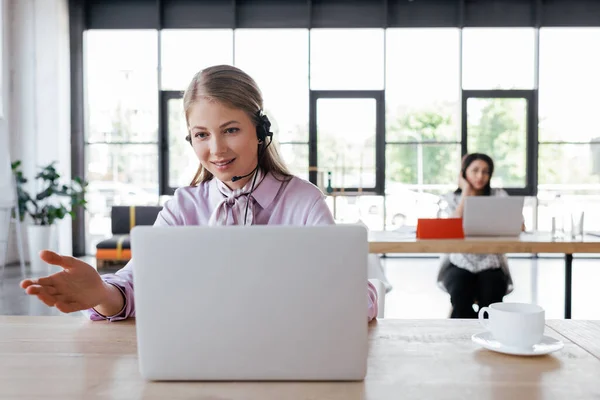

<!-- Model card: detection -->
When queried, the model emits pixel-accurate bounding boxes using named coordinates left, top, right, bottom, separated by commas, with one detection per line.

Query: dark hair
left=454, top=153, right=494, bottom=196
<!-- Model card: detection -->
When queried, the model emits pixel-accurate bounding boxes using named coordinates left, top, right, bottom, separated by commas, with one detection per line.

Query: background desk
left=369, top=232, right=600, bottom=318
left=0, top=316, right=599, bottom=399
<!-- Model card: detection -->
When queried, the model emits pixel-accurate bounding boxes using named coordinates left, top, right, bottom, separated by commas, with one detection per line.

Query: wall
left=0, top=0, right=13, bottom=204
left=6, top=0, right=71, bottom=262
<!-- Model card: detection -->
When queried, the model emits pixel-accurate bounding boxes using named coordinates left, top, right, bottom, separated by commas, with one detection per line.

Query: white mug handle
left=478, top=307, right=491, bottom=330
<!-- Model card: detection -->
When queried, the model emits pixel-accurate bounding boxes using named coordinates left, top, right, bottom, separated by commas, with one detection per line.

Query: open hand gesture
left=20, top=250, right=111, bottom=313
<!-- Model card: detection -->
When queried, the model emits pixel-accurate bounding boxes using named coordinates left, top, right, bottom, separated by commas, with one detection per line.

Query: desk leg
left=565, top=254, right=573, bottom=319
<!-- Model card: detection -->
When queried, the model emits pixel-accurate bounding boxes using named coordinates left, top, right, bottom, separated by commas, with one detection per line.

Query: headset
left=185, top=110, right=274, bottom=225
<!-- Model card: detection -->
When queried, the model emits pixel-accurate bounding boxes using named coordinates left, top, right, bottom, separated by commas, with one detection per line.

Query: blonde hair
left=183, top=65, right=291, bottom=186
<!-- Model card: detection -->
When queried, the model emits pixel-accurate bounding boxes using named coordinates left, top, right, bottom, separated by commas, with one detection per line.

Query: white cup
left=478, top=302, right=545, bottom=348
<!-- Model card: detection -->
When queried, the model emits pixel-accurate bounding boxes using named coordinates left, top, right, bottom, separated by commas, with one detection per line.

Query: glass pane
left=539, top=143, right=600, bottom=185
left=85, top=30, right=158, bottom=143
left=167, top=98, right=199, bottom=189
left=310, top=29, right=384, bottom=90
left=462, top=28, right=535, bottom=90
left=278, top=144, right=309, bottom=181
left=384, top=185, right=445, bottom=230
left=317, top=98, right=376, bottom=189
left=325, top=195, right=384, bottom=231
left=539, top=28, right=600, bottom=142
left=160, top=30, right=233, bottom=90
left=386, top=143, right=461, bottom=186
left=325, top=195, right=358, bottom=223
left=386, top=29, right=460, bottom=142
left=385, top=143, right=459, bottom=229
left=235, top=29, right=309, bottom=143
left=537, top=193, right=600, bottom=233
left=467, top=98, right=527, bottom=188
left=85, top=144, right=159, bottom=252
left=356, top=196, right=384, bottom=231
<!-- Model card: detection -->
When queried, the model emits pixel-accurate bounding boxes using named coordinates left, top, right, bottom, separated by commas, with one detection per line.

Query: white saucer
left=472, top=331, right=564, bottom=356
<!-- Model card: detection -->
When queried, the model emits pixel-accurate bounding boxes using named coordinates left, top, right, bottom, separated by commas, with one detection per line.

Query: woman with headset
left=21, top=65, right=379, bottom=321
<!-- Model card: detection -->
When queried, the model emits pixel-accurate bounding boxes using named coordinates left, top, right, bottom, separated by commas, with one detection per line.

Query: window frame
left=159, top=89, right=185, bottom=196
left=461, top=89, right=538, bottom=196
left=309, top=90, right=385, bottom=195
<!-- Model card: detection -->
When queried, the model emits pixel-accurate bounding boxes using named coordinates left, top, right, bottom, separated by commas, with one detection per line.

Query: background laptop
left=131, top=225, right=369, bottom=381
left=463, top=196, right=525, bottom=237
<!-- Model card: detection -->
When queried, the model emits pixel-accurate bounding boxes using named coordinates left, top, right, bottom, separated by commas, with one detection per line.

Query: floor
left=1, top=256, right=598, bottom=320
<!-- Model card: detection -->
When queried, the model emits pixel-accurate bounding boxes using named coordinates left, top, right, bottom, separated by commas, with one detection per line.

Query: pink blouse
left=84, top=173, right=378, bottom=321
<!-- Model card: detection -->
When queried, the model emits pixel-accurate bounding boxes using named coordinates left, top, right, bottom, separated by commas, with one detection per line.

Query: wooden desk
left=369, top=231, right=600, bottom=319
left=1, top=316, right=599, bottom=399
left=546, top=320, right=600, bottom=361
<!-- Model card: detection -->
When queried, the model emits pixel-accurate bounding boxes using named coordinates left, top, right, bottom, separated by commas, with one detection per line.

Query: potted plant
left=11, top=161, right=29, bottom=222
left=12, top=161, right=87, bottom=273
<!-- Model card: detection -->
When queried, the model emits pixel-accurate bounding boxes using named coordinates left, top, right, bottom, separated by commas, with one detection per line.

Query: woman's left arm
left=306, top=196, right=379, bottom=321
left=305, top=196, right=335, bottom=225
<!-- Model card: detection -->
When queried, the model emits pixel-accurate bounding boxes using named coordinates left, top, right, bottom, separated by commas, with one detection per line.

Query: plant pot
left=27, top=225, right=54, bottom=274
left=7, top=220, right=29, bottom=265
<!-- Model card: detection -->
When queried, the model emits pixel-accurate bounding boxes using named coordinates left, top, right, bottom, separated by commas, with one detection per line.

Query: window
left=462, top=28, right=535, bottom=90
left=538, top=28, right=600, bottom=231
left=310, top=29, right=384, bottom=90
left=316, top=97, right=377, bottom=189
left=166, top=96, right=197, bottom=189
left=466, top=97, right=528, bottom=188
left=539, top=28, right=600, bottom=143
left=539, top=144, right=600, bottom=186
left=326, top=195, right=385, bottom=230
left=310, top=91, right=385, bottom=231
left=386, top=29, right=460, bottom=142
left=385, top=29, right=460, bottom=229
left=160, top=29, right=233, bottom=90
left=84, top=30, right=159, bottom=252
left=85, top=30, right=158, bottom=144
left=235, top=29, right=309, bottom=178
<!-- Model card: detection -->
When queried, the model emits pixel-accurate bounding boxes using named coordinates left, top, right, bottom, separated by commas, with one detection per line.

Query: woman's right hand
left=20, top=250, right=115, bottom=314
left=459, top=175, right=475, bottom=196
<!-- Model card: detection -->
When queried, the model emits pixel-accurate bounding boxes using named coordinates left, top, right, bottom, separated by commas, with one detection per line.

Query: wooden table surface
left=546, top=320, right=600, bottom=360
left=368, top=231, right=600, bottom=319
left=368, top=231, right=600, bottom=254
left=1, top=316, right=599, bottom=399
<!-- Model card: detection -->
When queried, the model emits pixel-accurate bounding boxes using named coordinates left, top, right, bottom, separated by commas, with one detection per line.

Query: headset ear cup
left=255, top=110, right=273, bottom=143
left=256, top=126, right=266, bottom=142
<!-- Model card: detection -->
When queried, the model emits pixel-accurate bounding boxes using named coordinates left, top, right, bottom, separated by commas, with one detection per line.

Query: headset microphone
left=231, top=165, right=258, bottom=183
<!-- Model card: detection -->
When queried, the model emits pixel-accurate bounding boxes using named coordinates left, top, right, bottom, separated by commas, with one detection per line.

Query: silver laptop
left=130, top=225, right=369, bottom=381
left=463, top=196, right=524, bottom=237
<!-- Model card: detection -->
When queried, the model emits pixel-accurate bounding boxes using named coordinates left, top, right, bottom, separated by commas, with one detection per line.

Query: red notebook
left=416, top=218, right=464, bottom=239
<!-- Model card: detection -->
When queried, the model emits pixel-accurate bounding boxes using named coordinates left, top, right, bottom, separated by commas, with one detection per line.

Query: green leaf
left=9, top=160, right=88, bottom=225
